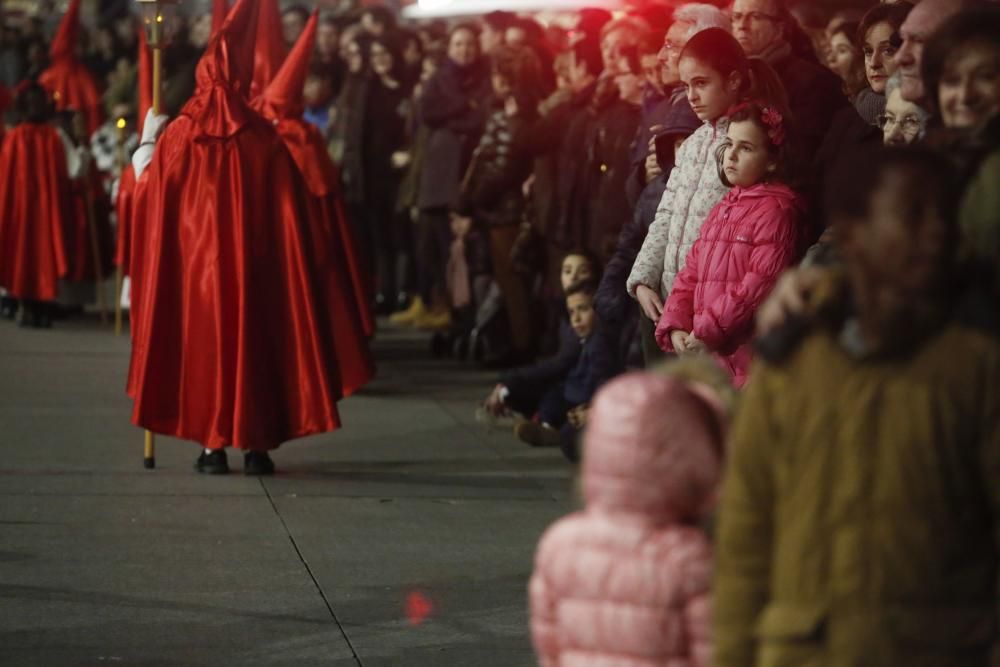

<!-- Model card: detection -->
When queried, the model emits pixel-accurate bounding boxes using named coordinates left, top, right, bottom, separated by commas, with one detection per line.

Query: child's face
left=560, top=254, right=593, bottom=291
left=722, top=120, right=774, bottom=187
left=303, top=77, right=332, bottom=108
left=679, top=55, right=740, bottom=122
left=566, top=292, right=597, bottom=339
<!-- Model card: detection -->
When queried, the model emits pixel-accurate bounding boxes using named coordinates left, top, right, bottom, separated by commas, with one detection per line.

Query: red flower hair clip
left=760, top=106, right=785, bottom=146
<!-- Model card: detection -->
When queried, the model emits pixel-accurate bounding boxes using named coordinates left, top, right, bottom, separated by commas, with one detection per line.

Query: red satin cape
left=274, top=118, right=374, bottom=338
left=127, top=115, right=373, bottom=450
left=0, top=124, right=72, bottom=300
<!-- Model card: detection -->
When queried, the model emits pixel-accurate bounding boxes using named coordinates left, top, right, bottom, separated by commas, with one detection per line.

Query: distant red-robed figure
left=0, top=83, right=73, bottom=327
left=38, top=0, right=104, bottom=135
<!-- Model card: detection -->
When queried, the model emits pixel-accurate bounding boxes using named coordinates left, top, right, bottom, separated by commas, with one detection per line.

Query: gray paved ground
left=0, top=315, right=575, bottom=666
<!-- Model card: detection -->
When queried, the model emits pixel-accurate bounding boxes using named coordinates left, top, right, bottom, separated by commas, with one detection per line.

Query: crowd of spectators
left=1, top=0, right=999, bottom=662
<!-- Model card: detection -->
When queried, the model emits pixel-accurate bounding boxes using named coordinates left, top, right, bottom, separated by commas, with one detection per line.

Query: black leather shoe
left=244, top=451, right=275, bottom=476
left=0, top=297, right=17, bottom=320
left=195, top=449, right=229, bottom=474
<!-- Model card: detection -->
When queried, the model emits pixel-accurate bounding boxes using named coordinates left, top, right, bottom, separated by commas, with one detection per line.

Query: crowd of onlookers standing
left=1, top=0, right=999, bottom=663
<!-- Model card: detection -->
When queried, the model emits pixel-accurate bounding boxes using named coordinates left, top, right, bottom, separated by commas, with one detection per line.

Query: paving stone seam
left=258, top=477, right=365, bottom=666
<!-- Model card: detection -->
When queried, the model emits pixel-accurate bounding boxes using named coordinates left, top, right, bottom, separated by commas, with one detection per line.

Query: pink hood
left=582, top=372, right=725, bottom=522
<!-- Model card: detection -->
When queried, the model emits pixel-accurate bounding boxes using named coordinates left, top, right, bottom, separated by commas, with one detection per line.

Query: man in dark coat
left=730, top=0, right=848, bottom=155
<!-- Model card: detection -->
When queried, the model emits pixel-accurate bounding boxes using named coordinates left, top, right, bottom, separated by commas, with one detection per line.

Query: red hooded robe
left=211, top=0, right=230, bottom=38
left=253, top=11, right=375, bottom=386
left=38, top=0, right=104, bottom=135
left=0, top=120, right=73, bottom=301
left=250, top=0, right=288, bottom=101
left=128, top=0, right=365, bottom=451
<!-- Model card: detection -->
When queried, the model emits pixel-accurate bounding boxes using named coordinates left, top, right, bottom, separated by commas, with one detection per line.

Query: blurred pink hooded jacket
left=529, top=372, right=725, bottom=667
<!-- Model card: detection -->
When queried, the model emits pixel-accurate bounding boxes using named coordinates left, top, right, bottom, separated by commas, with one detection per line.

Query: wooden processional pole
left=142, top=6, right=165, bottom=471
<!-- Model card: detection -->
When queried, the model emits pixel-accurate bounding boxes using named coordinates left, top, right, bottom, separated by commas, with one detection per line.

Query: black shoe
left=17, top=301, right=36, bottom=328
left=36, top=303, right=53, bottom=329
left=514, top=421, right=562, bottom=448
left=559, top=429, right=581, bottom=464
left=452, top=332, right=470, bottom=361
left=395, top=291, right=411, bottom=312
left=195, top=449, right=229, bottom=474
left=0, top=297, right=17, bottom=320
left=429, top=332, right=452, bottom=358
left=374, top=293, right=395, bottom=317
left=244, top=451, right=275, bottom=476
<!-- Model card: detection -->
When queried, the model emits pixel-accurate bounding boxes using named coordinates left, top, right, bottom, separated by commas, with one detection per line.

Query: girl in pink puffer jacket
left=529, top=369, right=729, bottom=667
left=655, top=101, right=806, bottom=388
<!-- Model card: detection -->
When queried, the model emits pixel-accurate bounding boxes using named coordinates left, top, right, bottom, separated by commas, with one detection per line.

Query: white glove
left=120, top=276, right=131, bottom=310
left=132, top=109, right=170, bottom=179
left=76, top=146, right=92, bottom=178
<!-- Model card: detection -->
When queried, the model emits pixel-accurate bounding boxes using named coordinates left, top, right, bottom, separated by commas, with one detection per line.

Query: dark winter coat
left=361, top=78, right=411, bottom=206
left=336, top=73, right=370, bottom=205
left=520, top=81, right=597, bottom=245
left=456, top=107, right=536, bottom=229
left=768, top=47, right=850, bottom=155
left=563, top=325, right=622, bottom=407
left=813, top=105, right=883, bottom=231
left=597, top=95, right=701, bottom=325
left=625, top=85, right=695, bottom=207
left=501, top=319, right=582, bottom=397
left=416, top=58, right=492, bottom=210
left=557, top=94, right=641, bottom=263
left=501, top=317, right=621, bottom=408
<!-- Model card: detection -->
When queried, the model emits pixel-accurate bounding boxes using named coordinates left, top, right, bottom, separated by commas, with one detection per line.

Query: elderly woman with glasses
left=878, top=73, right=929, bottom=145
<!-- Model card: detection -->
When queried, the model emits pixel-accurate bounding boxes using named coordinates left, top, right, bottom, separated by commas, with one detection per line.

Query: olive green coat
left=713, top=322, right=1000, bottom=667
left=960, top=147, right=1000, bottom=297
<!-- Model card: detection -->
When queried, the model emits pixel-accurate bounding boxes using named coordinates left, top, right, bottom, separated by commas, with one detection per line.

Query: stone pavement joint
left=260, top=477, right=364, bottom=666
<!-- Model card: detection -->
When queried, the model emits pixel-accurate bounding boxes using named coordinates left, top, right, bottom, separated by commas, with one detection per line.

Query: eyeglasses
left=731, top=11, right=781, bottom=25
left=877, top=114, right=922, bottom=134
left=661, top=40, right=683, bottom=53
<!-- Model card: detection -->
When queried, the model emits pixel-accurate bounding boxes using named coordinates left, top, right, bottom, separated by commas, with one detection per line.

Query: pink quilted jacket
left=529, top=373, right=726, bottom=667
left=655, top=183, right=804, bottom=387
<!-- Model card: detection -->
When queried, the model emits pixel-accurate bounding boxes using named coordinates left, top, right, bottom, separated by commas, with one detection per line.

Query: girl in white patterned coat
left=627, top=29, right=788, bottom=328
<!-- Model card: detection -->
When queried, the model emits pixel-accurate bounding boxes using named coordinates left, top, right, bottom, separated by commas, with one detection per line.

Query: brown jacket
left=713, top=319, right=1000, bottom=667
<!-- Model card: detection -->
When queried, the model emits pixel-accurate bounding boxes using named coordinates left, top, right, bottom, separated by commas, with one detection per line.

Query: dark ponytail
left=680, top=28, right=796, bottom=155
left=680, top=29, right=790, bottom=114
left=679, top=28, right=749, bottom=93
left=745, top=58, right=789, bottom=119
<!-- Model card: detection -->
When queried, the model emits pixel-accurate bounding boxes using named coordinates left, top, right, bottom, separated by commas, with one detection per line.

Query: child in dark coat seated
left=482, top=280, right=621, bottom=461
